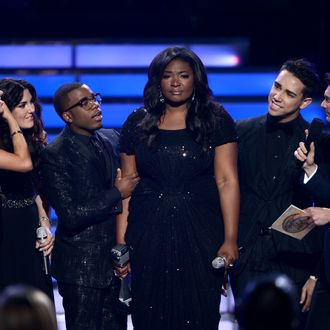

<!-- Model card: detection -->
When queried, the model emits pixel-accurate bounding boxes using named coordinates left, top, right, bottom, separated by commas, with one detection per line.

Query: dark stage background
left=1, top=0, right=329, bottom=70
left=2, top=0, right=330, bottom=279
left=0, top=0, right=329, bottom=134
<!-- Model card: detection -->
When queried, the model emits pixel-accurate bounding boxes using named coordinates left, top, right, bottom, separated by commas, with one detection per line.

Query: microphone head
left=212, top=256, right=225, bottom=269
left=36, top=226, right=47, bottom=243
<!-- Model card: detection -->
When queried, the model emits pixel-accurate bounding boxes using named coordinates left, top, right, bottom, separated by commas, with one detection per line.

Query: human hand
left=113, top=262, right=131, bottom=279
left=304, top=207, right=330, bottom=226
left=0, top=99, right=14, bottom=123
left=294, top=144, right=317, bottom=179
left=115, top=168, right=140, bottom=199
left=300, top=276, right=317, bottom=312
left=35, top=227, right=55, bottom=257
left=216, top=240, right=239, bottom=269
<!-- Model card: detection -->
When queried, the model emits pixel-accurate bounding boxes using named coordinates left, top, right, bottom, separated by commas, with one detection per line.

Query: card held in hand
left=271, top=204, right=315, bottom=240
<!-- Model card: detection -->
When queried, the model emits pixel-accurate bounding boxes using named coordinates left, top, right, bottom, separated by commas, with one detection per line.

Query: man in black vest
left=40, top=82, right=139, bottom=330
left=231, top=59, right=323, bottom=328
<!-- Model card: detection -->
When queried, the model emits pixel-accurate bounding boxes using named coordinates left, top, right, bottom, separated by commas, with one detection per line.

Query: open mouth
left=92, top=111, right=102, bottom=120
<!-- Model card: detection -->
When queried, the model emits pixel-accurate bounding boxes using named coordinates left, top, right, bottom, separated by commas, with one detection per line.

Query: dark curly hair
left=0, top=78, right=46, bottom=163
left=280, top=59, right=320, bottom=97
left=140, top=46, right=225, bottom=150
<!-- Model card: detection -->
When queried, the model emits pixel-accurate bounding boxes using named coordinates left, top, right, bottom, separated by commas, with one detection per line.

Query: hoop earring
left=159, top=90, right=165, bottom=103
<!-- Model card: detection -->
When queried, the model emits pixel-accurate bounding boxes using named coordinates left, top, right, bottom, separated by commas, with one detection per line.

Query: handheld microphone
left=36, top=227, right=50, bottom=275
left=304, top=118, right=324, bottom=153
left=212, top=247, right=245, bottom=269
left=212, top=256, right=225, bottom=269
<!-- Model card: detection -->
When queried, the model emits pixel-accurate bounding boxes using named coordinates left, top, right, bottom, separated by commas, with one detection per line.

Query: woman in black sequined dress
left=116, top=47, right=240, bottom=330
left=0, top=79, right=54, bottom=300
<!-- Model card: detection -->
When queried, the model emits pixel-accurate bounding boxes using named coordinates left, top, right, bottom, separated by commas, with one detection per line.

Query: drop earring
left=159, top=90, right=165, bottom=103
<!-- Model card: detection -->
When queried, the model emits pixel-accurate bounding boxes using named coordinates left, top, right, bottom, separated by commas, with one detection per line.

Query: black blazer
left=40, top=127, right=122, bottom=288
left=304, top=166, right=330, bottom=206
left=236, top=114, right=323, bottom=282
left=304, top=165, right=330, bottom=283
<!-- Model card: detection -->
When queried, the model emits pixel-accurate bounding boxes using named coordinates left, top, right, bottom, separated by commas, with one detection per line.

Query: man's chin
left=95, top=122, right=103, bottom=129
left=268, top=109, right=281, bottom=118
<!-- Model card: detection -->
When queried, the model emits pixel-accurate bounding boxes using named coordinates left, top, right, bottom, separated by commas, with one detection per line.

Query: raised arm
left=214, top=141, right=240, bottom=267
left=0, top=98, right=32, bottom=172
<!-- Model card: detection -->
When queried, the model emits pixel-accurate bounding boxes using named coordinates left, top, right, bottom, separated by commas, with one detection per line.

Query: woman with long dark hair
left=0, top=90, right=32, bottom=172
left=117, top=47, right=240, bottom=329
left=0, top=78, right=54, bottom=300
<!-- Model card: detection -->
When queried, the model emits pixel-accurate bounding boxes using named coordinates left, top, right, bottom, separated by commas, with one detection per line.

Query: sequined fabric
left=58, top=279, right=127, bottom=330
left=1, top=196, right=35, bottom=208
left=40, top=127, right=122, bottom=289
left=0, top=168, right=54, bottom=300
left=120, top=108, right=238, bottom=330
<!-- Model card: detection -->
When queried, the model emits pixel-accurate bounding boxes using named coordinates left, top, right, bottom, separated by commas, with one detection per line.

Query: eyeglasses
left=64, top=93, right=102, bottom=112
left=323, top=97, right=330, bottom=106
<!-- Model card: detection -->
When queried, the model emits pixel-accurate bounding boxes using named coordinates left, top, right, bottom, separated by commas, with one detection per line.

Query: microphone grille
left=36, top=226, right=47, bottom=242
left=212, top=256, right=225, bottom=269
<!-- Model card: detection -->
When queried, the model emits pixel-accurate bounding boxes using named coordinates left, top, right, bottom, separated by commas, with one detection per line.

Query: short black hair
left=53, top=82, right=84, bottom=120
left=280, top=59, right=320, bottom=97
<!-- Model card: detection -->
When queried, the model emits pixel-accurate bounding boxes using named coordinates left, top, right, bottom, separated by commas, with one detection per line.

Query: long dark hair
left=141, top=46, right=225, bottom=150
left=0, top=78, right=46, bottom=162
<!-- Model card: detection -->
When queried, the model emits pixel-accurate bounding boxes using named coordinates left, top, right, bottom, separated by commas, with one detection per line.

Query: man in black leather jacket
left=40, top=82, right=139, bottom=330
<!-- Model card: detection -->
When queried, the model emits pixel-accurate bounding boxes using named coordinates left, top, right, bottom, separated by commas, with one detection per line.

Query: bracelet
left=11, top=130, right=23, bottom=137
left=39, top=216, right=52, bottom=227
left=309, top=275, right=318, bottom=281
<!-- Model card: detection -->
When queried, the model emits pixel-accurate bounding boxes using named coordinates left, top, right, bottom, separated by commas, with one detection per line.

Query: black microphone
left=304, top=118, right=324, bottom=153
left=36, top=227, right=50, bottom=275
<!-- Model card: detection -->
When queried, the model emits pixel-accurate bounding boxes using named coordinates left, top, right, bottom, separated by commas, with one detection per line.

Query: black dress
left=0, top=169, right=54, bottom=300
left=120, top=108, right=238, bottom=330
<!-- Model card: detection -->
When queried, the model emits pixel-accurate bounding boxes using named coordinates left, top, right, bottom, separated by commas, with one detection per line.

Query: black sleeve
left=40, top=149, right=122, bottom=234
left=214, top=108, right=239, bottom=146
left=305, top=166, right=330, bottom=206
left=119, top=107, right=146, bottom=155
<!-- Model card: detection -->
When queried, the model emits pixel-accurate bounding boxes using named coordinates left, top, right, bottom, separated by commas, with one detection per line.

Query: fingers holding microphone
left=36, top=226, right=53, bottom=275
left=36, top=226, right=54, bottom=256
left=213, top=241, right=239, bottom=270
left=211, top=255, right=234, bottom=270
left=212, top=255, right=234, bottom=298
